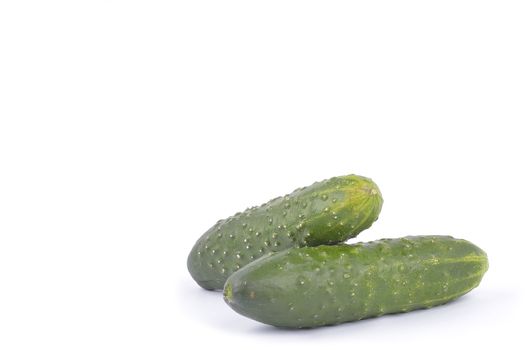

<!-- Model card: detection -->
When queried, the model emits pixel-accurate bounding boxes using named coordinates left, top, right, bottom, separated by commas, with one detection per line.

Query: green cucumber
left=223, top=235, right=488, bottom=328
left=187, top=174, right=383, bottom=290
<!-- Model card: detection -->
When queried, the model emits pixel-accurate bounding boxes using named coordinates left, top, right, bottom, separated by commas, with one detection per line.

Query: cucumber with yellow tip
left=187, top=174, right=383, bottom=290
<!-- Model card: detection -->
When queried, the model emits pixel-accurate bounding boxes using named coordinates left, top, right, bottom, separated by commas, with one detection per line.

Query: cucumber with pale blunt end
left=187, top=174, right=383, bottom=290
left=223, top=235, right=488, bottom=328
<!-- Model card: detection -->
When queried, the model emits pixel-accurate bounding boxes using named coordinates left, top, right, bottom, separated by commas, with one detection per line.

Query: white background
left=1, top=1, right=524, bottom=349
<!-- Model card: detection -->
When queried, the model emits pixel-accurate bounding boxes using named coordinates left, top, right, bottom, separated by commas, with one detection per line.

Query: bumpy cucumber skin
left=223, top=236, right=488, bottom=328
left=188, top=175, right=383, bottom=290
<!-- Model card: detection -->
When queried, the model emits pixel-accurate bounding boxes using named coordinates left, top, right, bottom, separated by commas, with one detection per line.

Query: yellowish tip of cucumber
left=224, top=282, right=233, bottom=303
